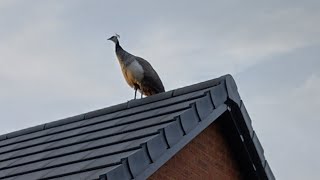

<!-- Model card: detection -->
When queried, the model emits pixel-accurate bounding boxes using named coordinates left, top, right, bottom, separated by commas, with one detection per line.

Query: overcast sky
left=0, top=1, right=319, bottom=179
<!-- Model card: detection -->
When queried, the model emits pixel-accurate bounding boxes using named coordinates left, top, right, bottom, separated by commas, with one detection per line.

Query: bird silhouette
left=108, top=34, right=165, bottom=99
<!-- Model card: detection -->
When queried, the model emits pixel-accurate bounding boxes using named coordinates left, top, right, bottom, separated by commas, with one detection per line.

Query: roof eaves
left=223, top=75, right=275, bottom=180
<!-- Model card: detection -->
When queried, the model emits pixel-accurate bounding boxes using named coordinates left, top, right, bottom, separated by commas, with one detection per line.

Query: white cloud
left=126, top=7, right=320, bottom=91
left=216, top=7, right=320, bottom=72
left=0, top=0, right=16, bottom=8
left=246, top=73, right=320, bottom=179
left=292, top=74, right=320, bottom=106
left=0, top=2, right=123, bottom=101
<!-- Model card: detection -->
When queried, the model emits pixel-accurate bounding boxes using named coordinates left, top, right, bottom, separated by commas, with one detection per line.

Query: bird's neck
left=115, top=41, right=122, bottom=52
left=115, top=42, right=132, bottom=65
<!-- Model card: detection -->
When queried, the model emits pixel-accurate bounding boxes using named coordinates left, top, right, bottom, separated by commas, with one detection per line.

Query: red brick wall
left=149, top=121, right=243, bottom=180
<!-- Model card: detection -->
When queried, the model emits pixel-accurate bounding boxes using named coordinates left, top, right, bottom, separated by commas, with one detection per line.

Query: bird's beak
left=107, top=37, right=111, bottom=41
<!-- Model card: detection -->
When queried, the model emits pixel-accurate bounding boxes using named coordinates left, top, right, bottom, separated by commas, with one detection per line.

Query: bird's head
left=107, top=34, right=120, bottom=44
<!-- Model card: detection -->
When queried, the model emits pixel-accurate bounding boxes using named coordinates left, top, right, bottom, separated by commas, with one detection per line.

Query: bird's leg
left=134, top=88, right=137, bottom=100
left=141, top=92, right=143, bottom=99
left=133, top=84, right=140, bottom=100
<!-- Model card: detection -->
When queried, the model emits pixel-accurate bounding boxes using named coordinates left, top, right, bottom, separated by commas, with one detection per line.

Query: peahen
left=108, top=34, right=165, bottom=99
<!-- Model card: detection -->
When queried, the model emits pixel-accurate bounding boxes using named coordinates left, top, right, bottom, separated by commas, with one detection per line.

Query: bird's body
left=108, top=35, right=165, bottom=98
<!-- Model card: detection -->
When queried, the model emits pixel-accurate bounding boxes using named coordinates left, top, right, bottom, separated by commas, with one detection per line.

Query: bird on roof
left=108, top=34, right=165, bottom=99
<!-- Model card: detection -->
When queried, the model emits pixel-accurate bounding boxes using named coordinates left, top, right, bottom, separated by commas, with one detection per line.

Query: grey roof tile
left=0, top=75, right=274, bottom=180
left=57, top=165, right=120, bottom=180
left=172, top=78, right=221, bottom=96
left=0, top=151, right=17, bottom=162
left=46, top=119, right=87, bottom=134
left=43, top=150, right=93, bottom=170
left=14, top=134, right=56, bottom=151
left=0, top=168, right=14, bottom=178
left=127, top=90, right=174, bottom=108
left=146, top=130, right=168, bottom=162
left=127, top=145, right=151, bottom=177
left=195, top=91, right=215, bottom=120
left=45, top=127, right=88, bottom=145
left=4, top=151, right=52, bottom=169
left=0, top=143, right=19, bottom=155
left=0, top=127, right=55, bottom=148
left=102, top=160, right=132, bottom=180
left=1, top=143, right=53, bottom=162
left=39, top=157, right=105, bottom=179
left=79, top=126, right=125, bottom=143
left=116, top=99, right=195, bottom=118
left=12, top=169, right=49, bottom=180
left=210, top=82, right=228, bottom=107
left=0, top=134, right=7, bottom=141
left=45, top=114, right=85, bottom=129
left=84, top=102, right=128, bottom=119
left=6, top=125, right=45, bottom=139
left=35, top=150, right=136, bottom=180
left=6, top=158, right=53, bottom=177
left=163, top=120, right=185, bottom=147
left=0, top=158, right=19, bottom=169
left=0, top=138, right=17, bottom=148
left=179, top=105, right=200, bottom=134
left=80, top=112, right=121, bottom=127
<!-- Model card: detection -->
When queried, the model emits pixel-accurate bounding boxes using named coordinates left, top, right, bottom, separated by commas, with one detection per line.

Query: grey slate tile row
left=0, top=115, right=179, bottom=165
left=0, top=127, right=165, bottom=177
left=1, top=149, right=135, bottom=180
left=0, top=135, right=157, bottom=179
left=0, top=87, right=212, bottom=149
left=0, top=97, right=200, bottom=155
left=0, top=106, right=192, bottom=178
left=19, top=150, right=137, bottom=180
left=0, top=104, right=192, bottom=162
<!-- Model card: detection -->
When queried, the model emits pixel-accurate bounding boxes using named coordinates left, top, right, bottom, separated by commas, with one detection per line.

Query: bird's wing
left=135, top=56, right=165, bottom=92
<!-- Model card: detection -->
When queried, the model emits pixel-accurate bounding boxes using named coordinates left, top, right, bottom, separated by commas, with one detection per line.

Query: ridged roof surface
left=0, top=75, right=274, bottom=180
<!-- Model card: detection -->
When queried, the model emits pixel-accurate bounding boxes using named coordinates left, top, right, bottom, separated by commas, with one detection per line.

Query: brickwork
left=149, top=121, right=243, bottom=180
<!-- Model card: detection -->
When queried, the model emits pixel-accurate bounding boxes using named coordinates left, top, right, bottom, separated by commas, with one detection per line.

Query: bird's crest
left=115, top=33, right=120, bottom=39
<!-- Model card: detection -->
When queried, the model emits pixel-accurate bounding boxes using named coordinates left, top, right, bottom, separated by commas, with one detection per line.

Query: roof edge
left=100, top=104, right=228, bottom=180
left=222, top=74, right=241, bottom=106
left=222, top=76, right=275, bottom=179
